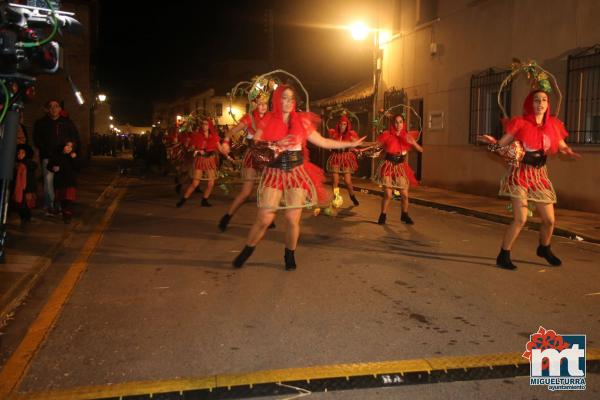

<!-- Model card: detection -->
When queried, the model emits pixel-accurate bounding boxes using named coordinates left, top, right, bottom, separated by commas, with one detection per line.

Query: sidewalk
left=350, top=178, right=600, bottom=245
left=0, top=156, right=122, bottom=325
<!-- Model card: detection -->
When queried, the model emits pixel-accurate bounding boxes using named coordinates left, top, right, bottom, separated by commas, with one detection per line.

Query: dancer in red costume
left=232, top=85, right=365, bottom=270
left=164, top=125, right=188, bottom=194
left=326, top=115, right=360, bottom=206
left=373, top=114, right=422, bottom=225
left=176, top=118, right=223, bottom=208
left=219, top=94, right=273, bottom=231
left=479, top=90, right=580, bottom=269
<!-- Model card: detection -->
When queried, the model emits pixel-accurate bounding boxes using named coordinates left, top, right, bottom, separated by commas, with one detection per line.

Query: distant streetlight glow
left=97, top=94, right=107, bottom=102
left=109, top=116, right=114, bottom=120
left=350, top=22, right=369, bottom=41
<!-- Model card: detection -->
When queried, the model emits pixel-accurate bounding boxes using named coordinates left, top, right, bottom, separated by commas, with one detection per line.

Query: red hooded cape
left=328, top=115, right=359, bottom=141
left=503, top=90, right=568, bottom=155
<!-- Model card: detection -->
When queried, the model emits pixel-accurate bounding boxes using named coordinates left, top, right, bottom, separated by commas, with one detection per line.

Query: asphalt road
left=4, top=171, right=599, bottom=398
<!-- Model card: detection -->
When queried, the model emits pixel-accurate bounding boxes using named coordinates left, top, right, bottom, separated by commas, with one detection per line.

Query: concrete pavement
left=0, top=166, right=598, bottom=399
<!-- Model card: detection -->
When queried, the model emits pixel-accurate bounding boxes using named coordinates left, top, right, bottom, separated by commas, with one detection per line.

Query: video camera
left=0, top=0, right=82, bottom=262
left=0, top=1, right=82, bottom=75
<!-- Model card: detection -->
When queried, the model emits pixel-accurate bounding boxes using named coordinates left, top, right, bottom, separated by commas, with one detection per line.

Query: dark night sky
left=97, top=0, right=374, bottom=125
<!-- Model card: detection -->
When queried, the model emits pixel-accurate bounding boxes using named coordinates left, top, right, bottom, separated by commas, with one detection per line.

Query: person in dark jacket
left=33, top=99, right=80, bottom=214
left=12, top=144, right=37, bottom=224
left=47, top=141, right=79, bottom=223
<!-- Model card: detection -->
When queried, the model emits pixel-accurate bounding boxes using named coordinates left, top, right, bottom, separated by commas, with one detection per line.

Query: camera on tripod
left=0, top=0, right=82, bottom=263
left=0, top=1, right=82, bottom=75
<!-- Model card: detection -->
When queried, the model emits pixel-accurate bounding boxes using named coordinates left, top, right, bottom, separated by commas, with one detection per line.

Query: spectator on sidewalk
left=12, top=144, right=37, bottom=225
left=47, top=140, right=79, bottom=224
left=32, top=99, right=80, bottom=215
left=16, top=112, right=31, bottom=146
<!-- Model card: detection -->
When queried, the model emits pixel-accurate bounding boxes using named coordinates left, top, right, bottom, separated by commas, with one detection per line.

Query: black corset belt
left=521, top=150, right=547, bottom=168
left=385, top=153, right=406, bottom=164
left=268, top=150, right=304, bottom=171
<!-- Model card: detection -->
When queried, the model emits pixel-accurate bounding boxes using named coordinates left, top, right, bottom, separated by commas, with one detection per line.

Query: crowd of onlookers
left=90, top=133, right=129, bottom=156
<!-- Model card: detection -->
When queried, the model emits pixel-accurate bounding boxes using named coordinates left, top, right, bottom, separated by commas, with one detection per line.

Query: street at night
left=1, top=0, right=599, bottom=399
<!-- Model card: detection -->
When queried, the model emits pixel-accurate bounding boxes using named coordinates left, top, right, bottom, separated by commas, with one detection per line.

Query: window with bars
left=565, top=45, right=600, bottom=145
left=469, top=69, right=511, bottom=144
left=215, top=103, right=223, bottom=117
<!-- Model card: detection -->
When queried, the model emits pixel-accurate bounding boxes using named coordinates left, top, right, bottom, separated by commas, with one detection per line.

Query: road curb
left=353, top=184, right=599, bottom=245
left=9, top=349, right=599, bottom=399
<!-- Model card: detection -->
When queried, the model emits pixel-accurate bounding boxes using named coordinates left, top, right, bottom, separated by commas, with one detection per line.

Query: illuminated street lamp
left=349, top=21, right=385, bottom=175
left=349, top=21, right=369, bottom=41
left=97, top=93, right=107, bottom=102
left=109, top=115, right=114, bottom=120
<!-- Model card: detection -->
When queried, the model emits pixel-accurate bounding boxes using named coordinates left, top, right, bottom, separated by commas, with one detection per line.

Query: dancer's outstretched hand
left=477, top=134, right=497, bottom=144
left=560, top=146, right=582, bottom=159
left=350, top=136, right=367, bottom=148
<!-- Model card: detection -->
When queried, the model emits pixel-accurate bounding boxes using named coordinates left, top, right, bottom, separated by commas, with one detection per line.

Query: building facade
left=370, top=0, right=600, bottom=212
left=153, top=89, right=249, bottom=131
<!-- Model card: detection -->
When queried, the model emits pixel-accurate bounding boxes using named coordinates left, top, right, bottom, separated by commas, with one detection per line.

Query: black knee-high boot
left=537, top=244, right=562, bottom=266
left=233, top=245, right=255, bottom=268
left=284, top=248, right=296, bottom=271
left=496, top=248, right=517, bottom=270
left=219, top=214, right=232, bottom=232
left=401, top=211, right=414, bottom=225
left=201, top=197, right=212, bottom=207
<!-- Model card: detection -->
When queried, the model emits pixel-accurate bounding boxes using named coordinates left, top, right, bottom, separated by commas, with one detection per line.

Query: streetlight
left=349, top=22, right=369, bottom=41
left=97, top=93, right=107, bottom=102
left=349, top=21, right=383, bottom=175
left=109, top=115, right=113, bottom=120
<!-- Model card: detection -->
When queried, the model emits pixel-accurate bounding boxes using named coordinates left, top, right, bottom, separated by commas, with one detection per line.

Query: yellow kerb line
left=10, top=348, right=600, bottom=400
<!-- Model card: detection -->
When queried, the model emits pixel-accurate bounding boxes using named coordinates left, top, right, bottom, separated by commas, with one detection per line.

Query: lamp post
left=349, top=21, right=384, bottom=175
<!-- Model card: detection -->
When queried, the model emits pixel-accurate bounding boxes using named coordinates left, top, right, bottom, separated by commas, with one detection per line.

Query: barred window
left=565, top=45, right=600, bottom=145
left=469, top=69, right=511, bottom=144
left=215, top=103, right=223, bottom=117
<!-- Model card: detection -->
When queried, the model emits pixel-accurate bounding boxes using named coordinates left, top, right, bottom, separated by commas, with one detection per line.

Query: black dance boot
left=284, top=248, right=297, bottom=271
left=219, top=214, right=232, bottom=232
left=350, top=194, right=360, bottom=206
left=537, top=244, right=562, bottom=266
left=377, top=213, right=387, bottom=225
left=174, top=183, right=182, bottom=195
left=233, top=245, right=255, bottom=268
left=201, top=198, right=212, bottom=207
left=176, top=197, right=187, bottom=208
left=496, top=248, right=517, bottom=270
left=401, top=212, right=414, bottom=225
